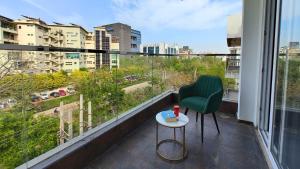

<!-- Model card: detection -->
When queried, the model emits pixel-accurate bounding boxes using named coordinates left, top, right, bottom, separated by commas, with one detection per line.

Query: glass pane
left=116, top=54, right=153, bottom=115
left=259, top=0, right=277, bottom=140
left=271, top=0, right=300, bottom=169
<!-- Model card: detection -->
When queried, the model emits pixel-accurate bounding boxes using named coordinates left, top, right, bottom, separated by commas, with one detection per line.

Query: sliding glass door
left=271, top=0, right=300, bottom=168
left=259, top=0, right=277, bottom=142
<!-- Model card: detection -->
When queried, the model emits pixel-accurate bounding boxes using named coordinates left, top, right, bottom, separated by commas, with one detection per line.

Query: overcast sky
left=1, top=0, right=242, bottom=53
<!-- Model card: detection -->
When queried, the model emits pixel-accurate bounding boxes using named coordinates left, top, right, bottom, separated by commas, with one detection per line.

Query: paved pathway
left=122, top=81, right=151, bottom=94
left=34, top=102, right=79, bottom=119
left=35, top=81, right=151, bottom=118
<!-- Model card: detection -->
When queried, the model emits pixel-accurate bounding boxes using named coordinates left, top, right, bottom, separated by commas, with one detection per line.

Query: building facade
left=101, top=23, right=141, bottom=53
left=0, top=15, right=18, bottom=44
left=179, top=46, right=193, bottom=56
left=227, top=13, right=242, bottom=55
left=130, top=29, right=141, bottom=52
left=0, top=15, right=20, bottom=75
left=0, top=15, right=123, bottom=73
left=15, top=16, right=52, bottom=73
left=48, top=23, right=88, bottom=72
left=141, top=43, right=179, bottom=55
left=84, top=32, right=96, bottom=70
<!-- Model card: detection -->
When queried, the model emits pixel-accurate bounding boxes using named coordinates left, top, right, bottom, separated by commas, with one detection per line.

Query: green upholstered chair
left=179, top=75, right=223, bottom=143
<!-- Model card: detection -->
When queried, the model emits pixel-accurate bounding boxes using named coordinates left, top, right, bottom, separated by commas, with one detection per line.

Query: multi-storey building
left=179, top=46, right=193, bottom=56
left=84, top=32, right=96, bottom=70
left=0, top=16, right=20, bottom=75
left=48, top=23, right=88, bottom=72
left=110, top=36, right=120, bottom=68
left=227, top=13, right=242, bottom=55
left=84, top=30, right=120, bottom=70
left=94, top=26, right=110, bottom=69
left=101, top=23, right=141, bottom=53
left=141, top=43, right=179, bottom=55
left=14, top=16, right=52, bottom=73
left=1, top=15, right=122, bottom=73
left=225, top=13, right=242, bottom=90
left=0, top=15, right=18, bottom=44
left=130, top=29, right=141, bottom=52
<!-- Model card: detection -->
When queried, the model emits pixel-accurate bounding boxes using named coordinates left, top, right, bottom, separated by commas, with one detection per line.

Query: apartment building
left=141, top=43, right=179, bottom=55
left=14, top=16, right=53, bottom=73
left=84, top=32, right=96, bottom=70
left=179, top=46, right=193, bottom=56
left=48, top=23, right=88, bottom=72
left=94, top=26, right=113, bottom=69
left=0, top=15, right=18, bottom=44
left=1, top=15, right=122, bottom=73
left=0, top=16, right=20, bottom=75
left=110, top=36, right=120, bottom=68
left=101, top=23, right=141, bottom=53
left=225, top=13, right=242, bottom=88
left=130, top=29, right=141, bottom=52
left=227, top=13, right=242, bottom=55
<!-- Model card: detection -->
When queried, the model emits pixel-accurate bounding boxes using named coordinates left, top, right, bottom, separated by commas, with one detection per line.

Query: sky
left=0, top=0, right=242, bottom=53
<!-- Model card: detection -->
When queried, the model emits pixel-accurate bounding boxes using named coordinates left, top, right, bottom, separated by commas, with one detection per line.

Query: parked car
left=50, top=92, right=60, bottom=98
left=31, top=95, right=40, bottom=102
left=67, top=87, right=75, bottom=94
left=0, top=102, right=6, bottom=109
left=40, top=93, right=49, bottom=100
left=58, top=90, right=67, bottom=96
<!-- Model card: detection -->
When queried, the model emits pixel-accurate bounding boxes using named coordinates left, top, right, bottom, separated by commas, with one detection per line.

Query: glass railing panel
left=151, top=54, right=239, bottom=102
left=0, top=46, right=240, bottom=169
left=115, top=54, right=154, bottom=115
left=0, top=49, right=63, bottom=169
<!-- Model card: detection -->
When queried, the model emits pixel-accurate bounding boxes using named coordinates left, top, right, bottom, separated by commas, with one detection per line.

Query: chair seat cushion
left=180, top=97, right=208, bottom=113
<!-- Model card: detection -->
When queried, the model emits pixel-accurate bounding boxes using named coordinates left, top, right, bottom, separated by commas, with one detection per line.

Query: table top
left=156, top=112, right=189, bottom=128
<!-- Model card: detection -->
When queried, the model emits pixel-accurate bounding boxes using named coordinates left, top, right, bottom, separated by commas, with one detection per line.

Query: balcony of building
left=0, top=0, right=299, bottom=169
left=14, top=91, right=267, bottom=169
left=0, top=44, right=252, bottom=169
left=2, top=27, right=17, bottom=34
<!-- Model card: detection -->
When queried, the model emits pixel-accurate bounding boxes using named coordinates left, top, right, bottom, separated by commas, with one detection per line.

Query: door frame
left=257, top=0, right=282, bottom=168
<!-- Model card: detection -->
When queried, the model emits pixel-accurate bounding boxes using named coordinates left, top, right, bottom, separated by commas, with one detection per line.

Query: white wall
left=238, top=0, right=265, bottom=126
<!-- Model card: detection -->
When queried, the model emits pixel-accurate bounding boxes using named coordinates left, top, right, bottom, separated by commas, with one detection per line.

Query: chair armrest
left=178, top=83, right=195, bottom=101
left=204, top=89, right=223, bottom=113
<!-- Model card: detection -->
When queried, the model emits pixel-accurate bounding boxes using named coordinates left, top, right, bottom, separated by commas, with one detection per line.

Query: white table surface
left=156, top=112, right=189, bottom=128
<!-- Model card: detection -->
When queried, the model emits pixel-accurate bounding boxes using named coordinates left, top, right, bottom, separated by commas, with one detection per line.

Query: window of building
left=155, top=47, right=159, bottom=54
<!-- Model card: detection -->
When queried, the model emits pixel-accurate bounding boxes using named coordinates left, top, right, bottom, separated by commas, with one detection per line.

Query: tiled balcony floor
left=85, top=110, right=268, bottom=169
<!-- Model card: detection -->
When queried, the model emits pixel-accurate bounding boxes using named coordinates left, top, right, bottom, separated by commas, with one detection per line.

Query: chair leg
left=212, top=112, right=220, bottom=134
left=196, top=112, right=199, bottom=122
left=184, top=108, right=189, bottom=115
left=201, top=114, right=204, bottom=143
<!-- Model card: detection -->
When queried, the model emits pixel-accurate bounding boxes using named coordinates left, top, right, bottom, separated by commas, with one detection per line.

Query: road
left=122, top=81, right=151, bottom=94
left=33, top=102, right=79, bottom=119
left=35, top=81, right=151, bottom=118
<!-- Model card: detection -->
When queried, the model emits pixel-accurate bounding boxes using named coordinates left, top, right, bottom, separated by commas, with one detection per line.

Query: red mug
left=173, top=105, right=180, bottom=117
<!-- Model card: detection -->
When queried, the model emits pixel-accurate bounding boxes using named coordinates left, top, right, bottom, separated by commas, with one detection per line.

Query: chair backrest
left=194, top=75, right=223, bottom=98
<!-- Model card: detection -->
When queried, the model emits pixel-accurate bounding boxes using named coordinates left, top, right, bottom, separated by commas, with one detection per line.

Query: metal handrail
left=0, top=44, right=241, bottom=57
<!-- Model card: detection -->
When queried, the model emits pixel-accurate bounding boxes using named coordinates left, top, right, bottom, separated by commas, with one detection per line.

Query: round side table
left=155, top=112, right=189, bottom=161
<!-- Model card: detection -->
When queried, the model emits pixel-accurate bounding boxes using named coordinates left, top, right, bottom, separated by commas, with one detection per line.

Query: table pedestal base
left=156, top=139, right=188, bottom=161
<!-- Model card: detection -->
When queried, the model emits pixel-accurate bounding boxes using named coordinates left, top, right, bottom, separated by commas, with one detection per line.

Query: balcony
left=11, top=91, right=267, bottom=169
left=3, top=38, right=18, bottom=44
left=0, top=44, right=273, bottom=169
left=84, top=104, right=267, bottom=169
left=43, top=34, right=49, bottom=39
left=2, top=27, right=17, bottom=34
